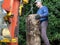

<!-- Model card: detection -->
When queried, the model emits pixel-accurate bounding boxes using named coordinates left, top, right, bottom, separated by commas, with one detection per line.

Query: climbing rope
left=25, top=1, right=35, bottom=16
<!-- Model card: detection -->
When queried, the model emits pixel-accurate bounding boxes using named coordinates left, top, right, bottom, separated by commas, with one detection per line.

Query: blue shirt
left=37, top=6, right=49, bottom=21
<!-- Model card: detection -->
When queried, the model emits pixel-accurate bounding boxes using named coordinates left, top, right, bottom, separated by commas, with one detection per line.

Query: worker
left=35, top=0, right=50, bottom=45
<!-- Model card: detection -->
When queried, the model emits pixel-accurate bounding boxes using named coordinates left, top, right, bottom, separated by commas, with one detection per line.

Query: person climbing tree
left=35, top=0, right=50, bottom=45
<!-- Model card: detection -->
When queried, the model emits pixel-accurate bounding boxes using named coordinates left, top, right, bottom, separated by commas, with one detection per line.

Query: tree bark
left=26, top=14, right=41, bottom=45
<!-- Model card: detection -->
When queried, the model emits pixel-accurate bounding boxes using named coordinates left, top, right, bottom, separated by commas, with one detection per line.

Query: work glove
left=35, top=15, right=40, bottom=20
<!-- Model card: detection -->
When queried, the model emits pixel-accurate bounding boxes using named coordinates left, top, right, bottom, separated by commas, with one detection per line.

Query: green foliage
left=19, top=0, right=60, bottom=45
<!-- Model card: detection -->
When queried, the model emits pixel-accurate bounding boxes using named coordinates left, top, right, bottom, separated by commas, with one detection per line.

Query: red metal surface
left=2, top=0, right=20, bottom=45
left=2, top=0, right=11, bottom=11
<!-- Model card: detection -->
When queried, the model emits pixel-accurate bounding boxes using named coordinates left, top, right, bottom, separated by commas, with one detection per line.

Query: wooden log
left=26, top=14, right=41, bottom=45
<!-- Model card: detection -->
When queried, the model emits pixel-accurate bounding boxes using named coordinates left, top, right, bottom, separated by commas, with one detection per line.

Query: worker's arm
left=40, top=7, right=49, bottom=18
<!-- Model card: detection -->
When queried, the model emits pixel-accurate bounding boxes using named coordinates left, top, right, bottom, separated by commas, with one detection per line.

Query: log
left=26, top=14, right=41, bottom=45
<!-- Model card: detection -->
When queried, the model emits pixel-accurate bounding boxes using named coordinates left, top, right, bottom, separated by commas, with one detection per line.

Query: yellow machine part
left=2, top=28, right=11, bottom=37
left=23, top=0, right=29, bottom=4
left=4, top=12, right=12, bottom=21
left=7, top=12, right=12, bottom=16
left=0, top=38, right=17, bottom=42
left=19, top=0, right=29, bottom=16
left=0, top=28, right=17, bottom=42
left=19, top=4, right=23, bottom=16
left=4, top=16, right=8, bottom=21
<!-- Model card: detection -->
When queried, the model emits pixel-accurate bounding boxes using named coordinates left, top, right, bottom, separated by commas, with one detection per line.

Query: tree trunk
left=26, top=14, right=41, bottom=45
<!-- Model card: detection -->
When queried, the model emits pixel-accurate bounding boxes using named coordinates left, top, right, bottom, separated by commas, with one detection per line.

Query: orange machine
left=2, top=0, right=29, bottom=45
left=2, top=0, right=20, bottom=45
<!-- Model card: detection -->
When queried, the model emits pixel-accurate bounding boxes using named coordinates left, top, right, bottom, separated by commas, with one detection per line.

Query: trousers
left=40, top=20, right=50, bottom=45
